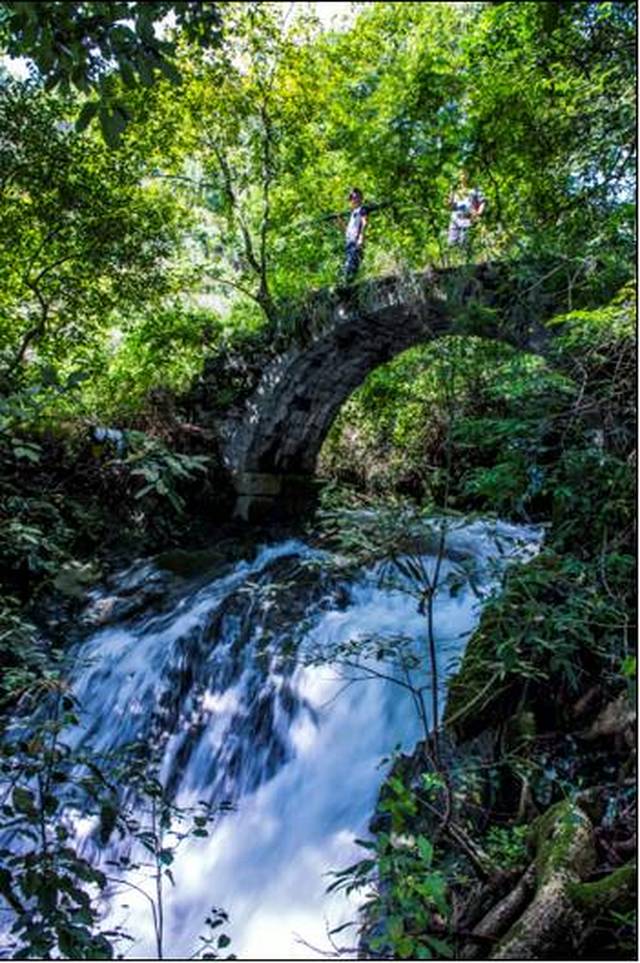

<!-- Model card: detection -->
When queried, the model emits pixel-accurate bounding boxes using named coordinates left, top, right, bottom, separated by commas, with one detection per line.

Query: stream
left=14, top=517, right=543, bottom=959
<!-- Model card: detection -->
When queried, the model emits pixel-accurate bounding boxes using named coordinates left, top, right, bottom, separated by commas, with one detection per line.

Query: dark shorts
left=344, top=241, right=362, bottom=280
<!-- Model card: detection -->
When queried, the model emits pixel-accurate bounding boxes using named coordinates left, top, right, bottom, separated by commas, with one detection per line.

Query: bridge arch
left=217, top=263, right=558, bottom=516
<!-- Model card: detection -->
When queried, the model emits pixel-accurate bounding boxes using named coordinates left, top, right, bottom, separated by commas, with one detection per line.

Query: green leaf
left=12, top=446, right=41, bottom=463
left=396, top=936, right=416, bottom=958
left=423, top=934, right=454, bottom=958
left=386, top=916, right=404, bottom=941
left=137, top=56, right=155, bottom=87
left=12, top=786, right=36, bottom=815
left=65, top=369, right=90, bottom=389
left=158, top=58, right=182, bottom=85
left=98, top=105, right=128, bottom=148
left=43, top=792, right=59, bottom=815
left=415, top=947, right=433, bottom=960
left=417, top=835, right=434, bottom=866
left=75, top=100, right=99, bottom=133
left=621, top=656, right=636, bottom=678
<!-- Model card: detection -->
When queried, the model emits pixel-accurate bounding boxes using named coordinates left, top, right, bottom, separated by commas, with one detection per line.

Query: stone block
left=233, top=472, right=283, bottom=496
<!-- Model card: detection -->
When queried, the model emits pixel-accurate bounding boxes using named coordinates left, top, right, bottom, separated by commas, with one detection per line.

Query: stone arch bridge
left=214, top=262, right=562, bottom=518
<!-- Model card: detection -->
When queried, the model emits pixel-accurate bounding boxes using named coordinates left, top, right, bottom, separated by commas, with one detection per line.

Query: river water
left=40, top=518, right=542, bottom=958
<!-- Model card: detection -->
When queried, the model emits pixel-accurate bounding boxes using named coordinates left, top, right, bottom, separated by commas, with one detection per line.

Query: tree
left=0, top=1, right=226, bottom=143
left=463, top=0, right=636, bottom=298
left=0, top=79, right=191, bottom=384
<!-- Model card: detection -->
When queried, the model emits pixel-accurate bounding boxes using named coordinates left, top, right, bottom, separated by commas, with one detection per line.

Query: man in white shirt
left=343, top=187, right=368, bottom=281
left=447, top=176, right=486, bottom=247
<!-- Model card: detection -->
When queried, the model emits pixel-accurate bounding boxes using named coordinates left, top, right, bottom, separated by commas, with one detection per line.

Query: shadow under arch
left=316, top=331, right=555, bottom=498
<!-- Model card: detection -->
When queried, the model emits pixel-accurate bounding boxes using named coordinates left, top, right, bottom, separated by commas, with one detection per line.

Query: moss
left=493, top=917, right=526, bottom=957
left=444, top=549, right=613, bottom=744
left=531, top=800, right=595, bottom=886
left=443, top=557, right=548, bottom=741
left=443, top=614, right=514, bottom=742
left=567, top=861, right=637, bottom=913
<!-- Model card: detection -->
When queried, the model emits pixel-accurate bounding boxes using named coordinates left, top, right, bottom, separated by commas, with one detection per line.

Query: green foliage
left=445, top=547, right=633, bottom=742
left=1, top=0, right=635, bottom=433
left=483, top=824, right=529, bottom=870
left=0, top=597, right=49, bottom=707
left=0, top=506, right=70, bottom=578
left=620, top=653, right=636, bottom=704
left=0, top=1, right=224, bottom=142
left=88, top=304, right=220, bottom=417
left=330, top=775, right=451, bottom=961
left=120, top=430, right=209, bottom=514
left=549, top=446, right=634, bottom=554
left=195, top=907, right=235, bottom=961
left=463, top=0, right=635, bottom=284
left=0, top=686, right=233, bottom=959
left=0, top=80, right=191, bottom=388
left=547, top=282, right=636, bottom=459
left=462, top=461, right=530, bottom=516
left=102, top=741, right=233, bottom=959
left=186, top=0, right=633, bottom=308
left=0, top=377, right=218, bottom=719
left=0, top=683, right=124, bottom=958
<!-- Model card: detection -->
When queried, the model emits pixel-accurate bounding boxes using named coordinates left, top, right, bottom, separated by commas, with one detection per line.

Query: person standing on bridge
left=341, top=187, right=368, bottom=282
left=447, top=175, right=485, bottom=248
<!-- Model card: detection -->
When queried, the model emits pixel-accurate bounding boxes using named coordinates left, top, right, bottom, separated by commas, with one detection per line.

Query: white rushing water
left=58, top=519, right=542, bottom=959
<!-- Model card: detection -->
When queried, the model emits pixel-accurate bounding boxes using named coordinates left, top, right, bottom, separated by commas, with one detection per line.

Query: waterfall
left=6, top=518, right=543, bottom=959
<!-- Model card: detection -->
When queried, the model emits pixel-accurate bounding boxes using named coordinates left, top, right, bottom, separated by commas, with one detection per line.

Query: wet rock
left=81, top=582, right=169, bottom=626
left=154, top=547, right=230, bottom=579
left=583, top=692, right=636, bottom=743
left=53, top=561, right=102, bottom=600
left=82, top=596, right=120, bottom=626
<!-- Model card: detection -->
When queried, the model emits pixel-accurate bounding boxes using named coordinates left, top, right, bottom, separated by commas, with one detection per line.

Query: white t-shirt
left=346, top=205, right=366, bottom=244
left=451, top=190, right=484, bottom=228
